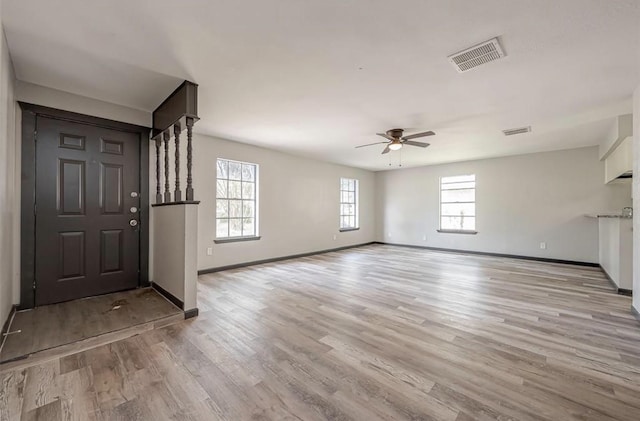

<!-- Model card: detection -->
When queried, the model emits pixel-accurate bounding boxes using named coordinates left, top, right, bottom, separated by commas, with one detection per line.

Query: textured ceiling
left=2, top=0, right=639, bottom=170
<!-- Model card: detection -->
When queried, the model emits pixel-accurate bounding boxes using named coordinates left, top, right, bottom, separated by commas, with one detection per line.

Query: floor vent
left=502, top=126, right=531, bottom=136
left=448, top=37, right=505, bottom=73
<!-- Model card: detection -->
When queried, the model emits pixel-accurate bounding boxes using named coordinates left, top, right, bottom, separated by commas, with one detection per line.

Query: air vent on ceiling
left=448, top=37, right=505, bottom=73
left=502, top=126, right=531, bottom=136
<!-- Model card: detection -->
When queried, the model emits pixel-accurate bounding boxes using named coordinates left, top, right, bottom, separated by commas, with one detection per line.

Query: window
left=216, top=158, right=258, bottom=239
left=439, top=174, right=476, bottom=232
left=340, top=178, right=359, bottom=230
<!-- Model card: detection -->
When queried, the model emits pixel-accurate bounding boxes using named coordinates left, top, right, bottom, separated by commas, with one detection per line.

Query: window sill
left=437, top=229, right=478, bottom=235
left=214, top=236, right=261, bottom=244
left=339, top=227, right=360, bottom=232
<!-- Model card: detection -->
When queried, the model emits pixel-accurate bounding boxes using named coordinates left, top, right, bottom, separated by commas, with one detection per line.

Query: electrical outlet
left=422, top=235, right=427, bottom=241
left=540, top=242, right=546, bottom=250
left=333, top=234, right=337, bottom=240
left=206, top=247, right=213, bottom=256
left=388, top=232, right=392, bottom=238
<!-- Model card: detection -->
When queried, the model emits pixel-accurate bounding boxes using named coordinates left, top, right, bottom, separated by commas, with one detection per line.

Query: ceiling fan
left=355, top=128, right=435, bottom=154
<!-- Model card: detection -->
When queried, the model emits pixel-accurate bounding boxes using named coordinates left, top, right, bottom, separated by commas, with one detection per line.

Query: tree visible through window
left=340, top=178, right=359, bottom=230
left=216, top=158, right=258, bottom=238
left=440, top=174, right=476, bottom=231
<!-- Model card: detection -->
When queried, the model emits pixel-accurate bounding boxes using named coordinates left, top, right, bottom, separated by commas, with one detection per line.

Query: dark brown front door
left=35, top=116, right=141, bottom=305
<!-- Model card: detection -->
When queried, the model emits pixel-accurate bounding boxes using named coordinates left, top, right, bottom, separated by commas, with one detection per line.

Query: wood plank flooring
left=1, top=288, right=182, bottom=363
left=2, top=244, right=640, bottom=420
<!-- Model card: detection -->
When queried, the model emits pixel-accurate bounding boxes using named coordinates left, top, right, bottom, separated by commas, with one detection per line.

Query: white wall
left=15, top=80, right=151, bottom=127
left=187, top=134, right=376, bottom=270
left=0, top=11, right=17, bottom=325
left=376, top=146, right=631, bottom=263
left=633, top=85, right=640, bottom=312
left=599, top=114, right=633, bottom=160
left=152, top=204, right=198, bottom=311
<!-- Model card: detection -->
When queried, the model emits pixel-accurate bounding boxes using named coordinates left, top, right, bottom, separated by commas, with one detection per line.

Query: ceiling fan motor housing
left=387, top=128, right=404, bottom=138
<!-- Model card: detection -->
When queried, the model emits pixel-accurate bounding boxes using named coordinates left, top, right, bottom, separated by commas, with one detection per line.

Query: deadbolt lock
left=130, top=192, right=139, bottom=198
left=130, top=207, right=138, bottom=213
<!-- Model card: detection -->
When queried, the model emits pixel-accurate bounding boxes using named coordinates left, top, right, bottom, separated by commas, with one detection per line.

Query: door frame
left=19, top=102, right=151, bottom=310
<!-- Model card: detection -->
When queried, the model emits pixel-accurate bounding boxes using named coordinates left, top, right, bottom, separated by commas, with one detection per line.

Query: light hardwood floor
left=1, top=244, right=640, bottom=420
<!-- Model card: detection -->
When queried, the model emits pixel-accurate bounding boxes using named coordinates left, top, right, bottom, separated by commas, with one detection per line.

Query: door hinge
left=32, top=281, right=36, bottom=290
left=34, top=130, right=37, bottom=142
left=33, top=203, right=37, bottom=215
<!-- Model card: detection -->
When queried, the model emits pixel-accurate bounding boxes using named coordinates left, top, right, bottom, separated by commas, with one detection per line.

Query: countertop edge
left=583, top=213, right=632, bottom=219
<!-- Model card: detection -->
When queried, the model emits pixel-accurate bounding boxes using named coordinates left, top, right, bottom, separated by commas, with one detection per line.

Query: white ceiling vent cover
left=448, top=38, right=505, bottom=73
left=502, top=126, right=531, bottom=136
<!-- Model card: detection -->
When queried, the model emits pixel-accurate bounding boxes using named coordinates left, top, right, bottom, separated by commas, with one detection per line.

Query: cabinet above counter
left=599, top=114, right=633, bottom=184
left=604, top=136, right=632, bottom=184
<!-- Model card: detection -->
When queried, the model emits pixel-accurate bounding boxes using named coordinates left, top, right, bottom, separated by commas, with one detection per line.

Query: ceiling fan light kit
left=355, top=128, right=435, bottom=154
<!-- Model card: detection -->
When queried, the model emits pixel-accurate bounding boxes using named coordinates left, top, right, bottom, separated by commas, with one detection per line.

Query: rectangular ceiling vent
left=502, top=126, right=531, bottom=136
left=448, top=38, right=505, bottom=73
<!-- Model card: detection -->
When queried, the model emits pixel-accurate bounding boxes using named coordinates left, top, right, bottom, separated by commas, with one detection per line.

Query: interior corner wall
left=632, top=84, right=640, bottom=312
left=375, top=146, right=631, bottom=263
left=0, top=17, right=17, bottom=325
left=189, top=133, right=376, bottom=271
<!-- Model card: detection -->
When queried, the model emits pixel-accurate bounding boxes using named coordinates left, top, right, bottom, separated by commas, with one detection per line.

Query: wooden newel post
left=174, top=123, right=182, bottom=202
left=155, top=139, right=162, bottom=204
left=163, top=131, right=171, bottom=203
left=186, top=117, right=195, bottom=201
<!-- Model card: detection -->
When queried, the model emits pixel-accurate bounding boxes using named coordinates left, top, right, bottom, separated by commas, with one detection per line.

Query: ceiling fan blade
left=403, top=141, right=430, bottom=148
left=381, top=145, right=391, bottom=154
left=355, top=141, right=389, bottom=149
left=376, top=133, right=396, bottom=142
left=401, top=130, right=435, bottom=141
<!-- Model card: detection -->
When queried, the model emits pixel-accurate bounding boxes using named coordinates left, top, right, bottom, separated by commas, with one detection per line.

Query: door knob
left=129, top=219, right=138, bottom=227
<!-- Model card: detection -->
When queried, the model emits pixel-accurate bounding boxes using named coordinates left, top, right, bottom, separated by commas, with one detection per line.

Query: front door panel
left=35, top=116, right=140, bottom=305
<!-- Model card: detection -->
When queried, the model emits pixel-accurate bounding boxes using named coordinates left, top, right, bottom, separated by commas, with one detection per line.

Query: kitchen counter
left=598, top=216, right=632, bottom=294
left=584, top=213, right=632, bottom=219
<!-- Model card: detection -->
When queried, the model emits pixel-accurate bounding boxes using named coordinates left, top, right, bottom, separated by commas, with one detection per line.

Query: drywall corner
left=632, top=84, right=640, bottom=311
left=0, top=15, right=17, bottom=326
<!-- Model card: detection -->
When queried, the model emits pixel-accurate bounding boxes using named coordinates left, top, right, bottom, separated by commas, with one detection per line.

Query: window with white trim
left=216, top=158, right=258, bottom=239
left=340, top=178, right=359, bottom=230
left=440, top=174, right=476, bottom=232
